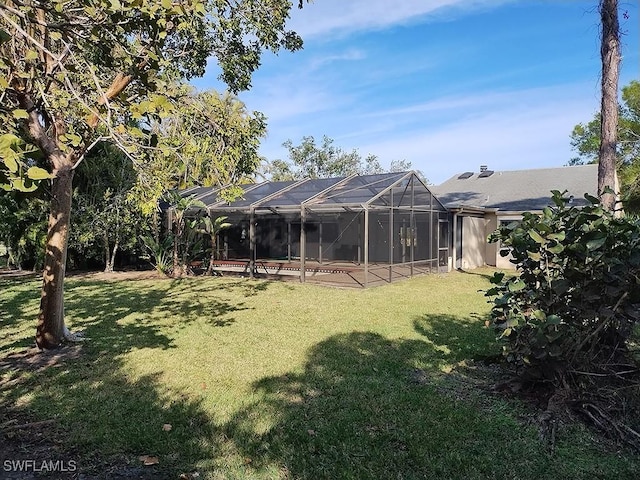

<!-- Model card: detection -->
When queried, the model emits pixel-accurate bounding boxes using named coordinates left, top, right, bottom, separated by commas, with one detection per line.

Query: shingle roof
left=431, top=164, right=598, bottom=211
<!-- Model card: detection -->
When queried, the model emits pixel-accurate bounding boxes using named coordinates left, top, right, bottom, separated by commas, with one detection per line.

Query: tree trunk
left=108, top=240, right=118, bottom=273
left=598, top=0, right=620, bottom=211
left=36, top=165, right=74, bottom=349
left=206, top=235, right=216, bottom=275
left=172, top=212, right=186, bottom=277
left=172, top=224, right=181, bottom=277
left=7, top=244, right=18, bottom=269
left=103, top=232, right=111, bottom=273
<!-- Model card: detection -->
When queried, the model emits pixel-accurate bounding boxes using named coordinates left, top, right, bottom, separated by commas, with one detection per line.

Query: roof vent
left=457, top=171, right=474, bottom=180
left=478, top=170, right=494, bottom=178
left=480, top=165, right=488, bottom=172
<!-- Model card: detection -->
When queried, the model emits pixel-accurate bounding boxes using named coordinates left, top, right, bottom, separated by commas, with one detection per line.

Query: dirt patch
left=0, top=268, right=168, bottom=282
left=66, top=270, right=166, bottom=282
left=0, top=346, right=84, bottom=378
left=0, top=346, right=82, bottom=478
left=0, top=269, right=39, bottom=279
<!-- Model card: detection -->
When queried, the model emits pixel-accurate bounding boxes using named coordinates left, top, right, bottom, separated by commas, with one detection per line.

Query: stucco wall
left=484, top=213, right=498, bottom=267
left=494, top=214, right=523, bottom=270
left=461, top=216, right=486, bottom=269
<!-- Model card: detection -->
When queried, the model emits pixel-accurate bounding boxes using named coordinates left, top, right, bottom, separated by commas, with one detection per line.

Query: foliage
left=0, top=134, right=50, bottom=192
left=164, top=191, right=206, bottom=277
left=486, top=190, right=640, bottom=380
left=274, top=135, right=362, bottom=180
left=266, top=135, right=424, bottom=181
left=70, top=142, right=148, bottom=271
left=570, top=80, right=640, bottom=210
left=0, top=0, right=303, bottom=188
left=2, top=139, right=154, bottom=273
left=132, top=90, right=267, bottom=213
left=194, top=215, right=232, bottom=275
left=140, top=234, right=172, bottom=276
left=163, top=91, right=266, bottom=188
left=0, top=190, right=48, bottom=269
left=1, top=0, right=308, bottom=347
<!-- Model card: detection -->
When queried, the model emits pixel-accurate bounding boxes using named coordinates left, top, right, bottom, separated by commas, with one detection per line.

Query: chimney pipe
left=480, top=165, right=488, bottom=172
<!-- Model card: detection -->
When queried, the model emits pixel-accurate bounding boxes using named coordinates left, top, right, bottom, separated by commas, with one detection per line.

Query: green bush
left=486, top=191, right=640, bottom=381
left=140, top=234, right=172, bottom=276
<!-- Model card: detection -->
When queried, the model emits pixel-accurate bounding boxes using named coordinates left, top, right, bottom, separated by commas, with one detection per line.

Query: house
left=430, top=164, right=598, bottom=270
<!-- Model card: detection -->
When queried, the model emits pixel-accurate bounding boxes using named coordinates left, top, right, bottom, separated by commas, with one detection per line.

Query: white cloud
left=226, top=1, right=624, bottom=182
left=236, top=46, right=367, bottom=124
left=365, top=86, right=561, bottom=118
left=255, top=82, right=602, bottom=183
left=355, top=86, right=600, bottom=184
left=308, top=48, right=367, bottom=70
left=289, top=0, right=514, bottom=38
left=243, top=85, right=338, bottom=123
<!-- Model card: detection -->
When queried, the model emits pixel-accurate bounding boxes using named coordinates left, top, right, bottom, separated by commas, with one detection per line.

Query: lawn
left=1, top=270, right=638, bottom=479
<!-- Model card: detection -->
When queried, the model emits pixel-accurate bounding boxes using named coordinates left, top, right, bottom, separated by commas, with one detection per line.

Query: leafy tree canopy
left=132, top=89, right=267, bottom=213
left=570, top=80, right=640, bottom=210
left=265, top=135, right=426, bottom=182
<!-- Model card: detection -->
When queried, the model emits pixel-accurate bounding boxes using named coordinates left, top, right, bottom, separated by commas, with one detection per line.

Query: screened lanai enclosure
left=175, top=172, right=450, bottom=287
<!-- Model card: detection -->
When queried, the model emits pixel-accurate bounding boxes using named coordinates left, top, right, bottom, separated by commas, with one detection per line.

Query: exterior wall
left=494, top=213, right=525, bottom=270
left=460, top=216, right=486, bottom=269
left=456, top=212, right=523, bottom=270
left=484, top=212, right=498, bottom=267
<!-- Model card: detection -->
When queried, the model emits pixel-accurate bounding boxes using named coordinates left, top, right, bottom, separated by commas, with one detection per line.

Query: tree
left=266, top=158, right=297, bottom=182
left=281, top=135, right=362, bottom=179
left=169, top=91, right=266, bottom=190
left=389, top=159, right=413, bottom=173
left=133, top=89, right=267, bottom=212
left=0, top=189, right=48, bottom=269
left=1, top=0, right=307, bottom=349
left=266, top=135, right=421, bottom=180
left=195, top=215, right=232, bottom=275
left=0, top=134, right=50, bottom=192
left=570, top=80, right=640, bottom=211
left=598, top=0, right=621, bottom=211
left=70, top=142, right=144, bottom=272
left=163, top=191, right=206, bottom=278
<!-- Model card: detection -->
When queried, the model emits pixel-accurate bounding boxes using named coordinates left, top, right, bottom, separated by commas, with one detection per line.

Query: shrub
left=140, top=235, right=172, bottom=276
left=486, top=191, right=640, bottom=382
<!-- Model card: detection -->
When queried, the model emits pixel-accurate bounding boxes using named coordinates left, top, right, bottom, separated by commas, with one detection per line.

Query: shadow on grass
left=0, top=277, right=41, bottom=329
left=456, top=268, right=499, bottom=281
left=65, top=277, right=273, bottom=334
left=1, top=276, right=271, bottom=354
left=0, top=350, right=217, bottom=478
left=0, top=276, right=274, bottom=478
left=413, top=313, right=499, bottom=363
left=219, top=326, right=637, bottom=479
left=220, top=330, right=534, bottom=479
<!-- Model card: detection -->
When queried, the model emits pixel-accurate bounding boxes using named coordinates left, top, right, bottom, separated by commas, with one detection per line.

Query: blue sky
left=193, top=0, right=639, bottom=185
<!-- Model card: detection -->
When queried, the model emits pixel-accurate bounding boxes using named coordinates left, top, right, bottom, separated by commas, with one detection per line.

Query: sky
left=192, top=0, right=640, bottom=185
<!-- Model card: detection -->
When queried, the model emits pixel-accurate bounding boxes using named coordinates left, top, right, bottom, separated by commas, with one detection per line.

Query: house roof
left=430, top=164, right=598, bottom=211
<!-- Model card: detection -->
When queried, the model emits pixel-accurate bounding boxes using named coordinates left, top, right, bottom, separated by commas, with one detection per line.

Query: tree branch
left=86, top=72, right=133, bottom=128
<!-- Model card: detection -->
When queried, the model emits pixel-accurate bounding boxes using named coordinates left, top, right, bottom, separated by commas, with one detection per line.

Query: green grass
left=1, top=270, right=638, bottom=479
